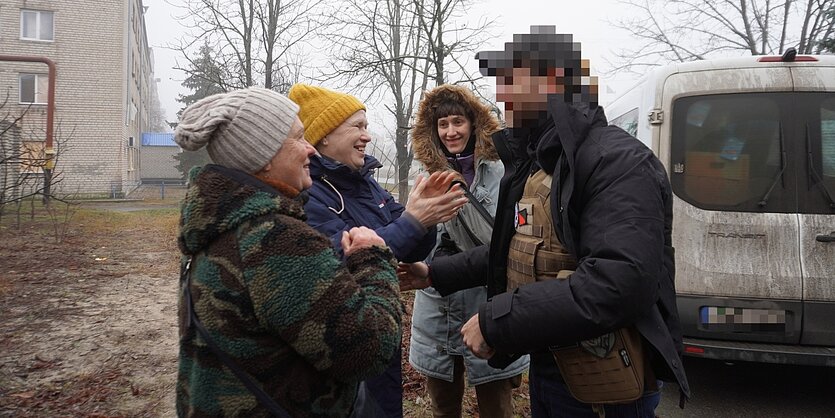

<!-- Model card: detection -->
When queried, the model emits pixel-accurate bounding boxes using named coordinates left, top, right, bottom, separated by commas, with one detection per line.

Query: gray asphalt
left=656, top=357, right=835, bottom=417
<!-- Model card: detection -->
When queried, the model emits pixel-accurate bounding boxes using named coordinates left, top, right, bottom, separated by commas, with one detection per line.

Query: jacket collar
left=309, top=154, right=382, bottom=180
left=178, top=164, right=307, bottom=255
left=535, top=97, right=608, bottom=174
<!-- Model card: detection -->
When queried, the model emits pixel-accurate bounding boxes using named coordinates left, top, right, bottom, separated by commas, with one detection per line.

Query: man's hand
left=396, top=262, right=432, bottom=291
left=342, top=227, right=385, bottom=257
left=462, top=314, right=495, bottom=359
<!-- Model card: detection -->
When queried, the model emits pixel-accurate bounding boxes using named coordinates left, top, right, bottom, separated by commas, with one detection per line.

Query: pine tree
left=172, top=43, right=226, bottom=180
left=175, top=43, right=227, bottom=118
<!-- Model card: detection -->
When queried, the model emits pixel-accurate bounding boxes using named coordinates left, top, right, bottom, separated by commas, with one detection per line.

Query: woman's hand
left=405, top=171, right=468, bottom=228
left=342, top=226, right=385, bottom=257
left=417, top=171, right=456, bottom=197
left=396, top=262, right=432, bottom=291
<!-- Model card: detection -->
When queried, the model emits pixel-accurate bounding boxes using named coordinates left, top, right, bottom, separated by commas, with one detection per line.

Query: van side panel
left=791, top=65, right=835, bottom=347
left=663, top=68, right=805, bottom=349
left=800, top=215, right=835, bottom=346
left=662, top=68, right=801, bottom=299
left=607, top=56, right=835, bottom=365
left=605, top=78, right=653, bottom=149
left=799, top=215, right=835, bottom=302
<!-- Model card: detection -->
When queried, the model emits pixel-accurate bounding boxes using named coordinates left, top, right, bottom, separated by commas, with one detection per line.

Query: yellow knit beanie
left=288, top=84, right=366, bottom=146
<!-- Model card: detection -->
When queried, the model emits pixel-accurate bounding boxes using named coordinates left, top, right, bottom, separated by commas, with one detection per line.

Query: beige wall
left=140, top=146, right=180, bottom=181
left=0, top=0, right=155, bottom=197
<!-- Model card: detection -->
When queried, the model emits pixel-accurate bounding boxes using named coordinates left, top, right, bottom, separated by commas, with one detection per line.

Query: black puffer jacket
left=430, top=96, right=690, bottom=401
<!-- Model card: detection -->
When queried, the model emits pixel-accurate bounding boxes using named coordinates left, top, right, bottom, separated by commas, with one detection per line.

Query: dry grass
left=0, top=203, right=180, bottom=417
left=0, top=201, right=531, bottom=417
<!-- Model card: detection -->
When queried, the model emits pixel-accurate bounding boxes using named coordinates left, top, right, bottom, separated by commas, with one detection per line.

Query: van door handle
left=816, top=232, right=835, bottom=243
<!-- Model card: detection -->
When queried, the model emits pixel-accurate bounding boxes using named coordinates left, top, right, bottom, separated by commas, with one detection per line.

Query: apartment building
left=0, top=0, right=159, bottom=197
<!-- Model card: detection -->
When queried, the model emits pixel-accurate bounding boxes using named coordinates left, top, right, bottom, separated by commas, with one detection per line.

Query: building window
left=20, top=141, right=45, bottom=174
left=20, top=10, right=54, bottom=41
left=20, top=74, right=49, bottom=105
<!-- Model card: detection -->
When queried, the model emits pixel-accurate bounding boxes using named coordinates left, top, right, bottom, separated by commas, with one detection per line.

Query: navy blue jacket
left=430, top=98, right=690, bottom=402
left=305, top=154, right=437, bottom=263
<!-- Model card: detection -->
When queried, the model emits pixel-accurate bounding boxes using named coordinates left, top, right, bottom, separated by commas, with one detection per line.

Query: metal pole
left=0, top=55, right=56, bottom=205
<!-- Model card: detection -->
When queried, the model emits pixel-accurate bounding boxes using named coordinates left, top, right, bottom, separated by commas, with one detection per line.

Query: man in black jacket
left=398, top=26, right=689, bottom=417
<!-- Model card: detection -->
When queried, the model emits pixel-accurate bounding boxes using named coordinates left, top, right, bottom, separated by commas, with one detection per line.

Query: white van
left=606, top=52, right=835, bottom=366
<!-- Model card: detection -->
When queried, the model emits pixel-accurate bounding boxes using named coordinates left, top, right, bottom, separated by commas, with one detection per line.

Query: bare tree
left=818, top=3, right=835, bottom=50
left=1, top=96, right=40, bottom=221
left=169, top=0, right=323, bottom=92
left=0, top=93, right=73, bottom=226
left=322, top=0, right=429, bottom=203
left=413, top=0, right=494, bottom=85
left=367, top=125, right=406, bottom=191
left=149, top=84, right=169, bottom=132
left=609, top=0, right=835, bottom=73
left=0, top=113, right=25, bottom=221
left=322, top=0, right=493, bottom=203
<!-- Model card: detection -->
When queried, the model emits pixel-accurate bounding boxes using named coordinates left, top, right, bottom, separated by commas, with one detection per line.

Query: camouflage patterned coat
left=176, top=164, right=403, bottom=417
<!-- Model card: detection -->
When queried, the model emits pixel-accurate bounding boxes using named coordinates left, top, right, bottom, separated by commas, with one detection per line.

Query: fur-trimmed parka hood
left=412, top=85, right=501, bottom=175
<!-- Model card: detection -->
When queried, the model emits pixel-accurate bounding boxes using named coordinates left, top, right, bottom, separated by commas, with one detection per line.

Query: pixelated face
left=477, top=26, right=598, bottom=112
left=495, top=67, right=562, bottom=106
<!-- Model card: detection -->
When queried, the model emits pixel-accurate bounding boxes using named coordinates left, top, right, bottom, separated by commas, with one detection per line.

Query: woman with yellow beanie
left=174, top=87, right=403, bottom=417
left=289, top=83, right=468, bottom=418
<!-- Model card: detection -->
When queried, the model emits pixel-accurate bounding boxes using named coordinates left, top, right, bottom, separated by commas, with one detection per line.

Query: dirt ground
left=0, top=203, right=181, bottom=417
left=0, top=199, right=529, bottom=417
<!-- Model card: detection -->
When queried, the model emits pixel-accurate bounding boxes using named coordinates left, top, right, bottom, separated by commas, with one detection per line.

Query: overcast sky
left=143, top=0, right=641, bottom=127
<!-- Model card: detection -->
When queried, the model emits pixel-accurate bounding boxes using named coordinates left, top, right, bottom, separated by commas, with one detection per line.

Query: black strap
left=451, top=180, right=495, bottom=227
left=182, top=257, right=292, bottom=418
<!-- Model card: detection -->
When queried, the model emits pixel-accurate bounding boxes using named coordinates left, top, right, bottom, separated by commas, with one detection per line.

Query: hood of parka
left=177, top=164, right=306, bottom=256
left=412, top=85, right=501, bottom=179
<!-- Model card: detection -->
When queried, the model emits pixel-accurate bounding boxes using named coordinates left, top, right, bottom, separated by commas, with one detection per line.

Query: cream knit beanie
left=174, top=87, right=299, bottom=174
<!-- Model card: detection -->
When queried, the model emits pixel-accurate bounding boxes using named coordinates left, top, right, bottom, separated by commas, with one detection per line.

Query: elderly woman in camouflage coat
left=174, top=87, right=403, bottom=417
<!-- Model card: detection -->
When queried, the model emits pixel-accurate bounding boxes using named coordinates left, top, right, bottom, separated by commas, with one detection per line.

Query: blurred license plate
left=699, top=306, right=786, bottom=332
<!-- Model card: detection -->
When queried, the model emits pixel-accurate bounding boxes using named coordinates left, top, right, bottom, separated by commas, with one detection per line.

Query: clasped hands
left=396, top=262, right=494, bottom=359
left=341, top=226, right=385, bottom=257
left=401, top=171, right=494, bottom=358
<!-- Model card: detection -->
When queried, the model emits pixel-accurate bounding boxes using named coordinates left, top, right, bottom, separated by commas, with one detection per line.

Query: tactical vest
left=507, top=169, right=577, bottom=290
left=506, top=169, right=650, bottom=408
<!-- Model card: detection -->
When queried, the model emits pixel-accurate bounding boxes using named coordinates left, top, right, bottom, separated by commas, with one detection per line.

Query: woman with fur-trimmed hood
left=409, top=85, right=529, bottom=418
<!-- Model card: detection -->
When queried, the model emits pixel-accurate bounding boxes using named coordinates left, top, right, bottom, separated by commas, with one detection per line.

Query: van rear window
left=671, top=93, right=835, bottom=214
